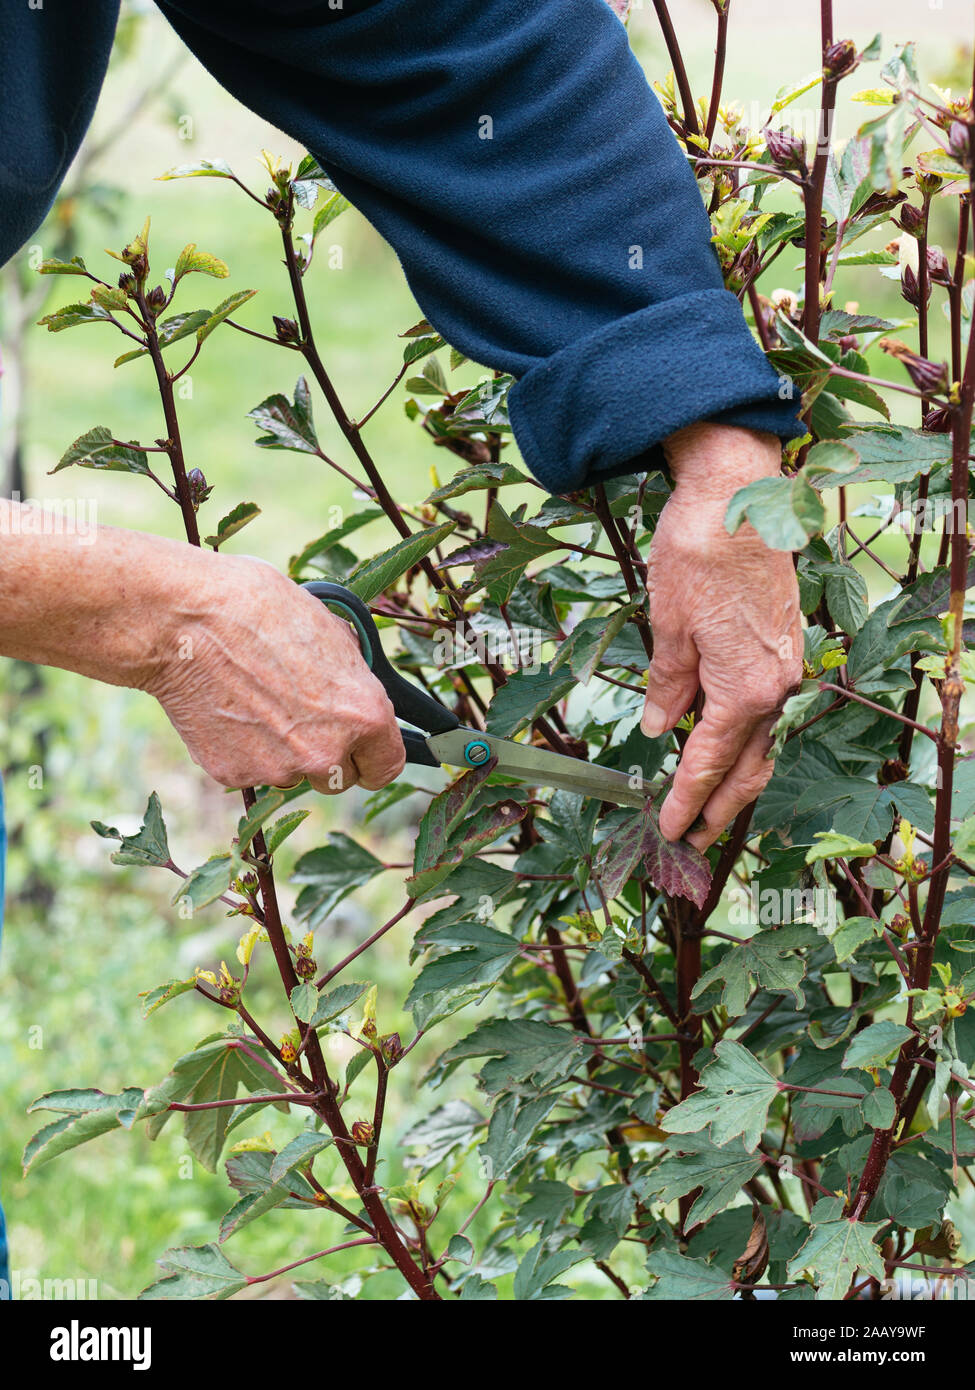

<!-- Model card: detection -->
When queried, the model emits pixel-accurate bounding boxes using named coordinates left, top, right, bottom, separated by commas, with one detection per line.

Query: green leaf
left=648, top=1134, right=762, bottom=1225
left=113, top=310, right=211, bottom=367
left=37, top=301, right=113, bottom=332
left=312, top=191, right=351, bottom=240
left=288, top=508, right=383, bottom=579
left=820, top=424, right=955, bottom=488
left=197, top=289, right=257, bottom=343
left=38, top=256, right=89, bottom=275
left=664, top=1041, right=780, bottom=1152
left=806, top=831, right=879, bottom=864
left=409, top=798, right=525, bottom=901
left=446, top=1235, right=474, bottom=1267
left=476, top=505, right=559, bottom=604
left=139, top=1244, right=248, bottom=1301
left=787, top=1219, right=886, bottom=1300
left=425, top=461, right=529, bottom=502
left=345, top=521, right=456, bottom=602
left=290, top=982, right=319, bottom=1023
left=401, top=1100, right=485, bottom=1172
left=551, top=600, right=642, bottom=685
left=292, top=833, right=385, bottom=929
left=842, top=1020, right=914, bottom=1071
left=725, top=473, right=825, bottom=551
left=829, top=915, right=881, bottom=964
left=308, top=981, right=370, bottom=1027
left=173, top=853, right=239, bottom=911
left=645, top=1249, right=736, bottom=1301
left=269, top=1132, right=334, bottom=1185
left=140, top=978, right=196, bottom=1018
left=23, top=1088, right=145, bottom=1173
left=432, top=1018, right=584, bottom=1093
left=406, top=922, right=520, bottom=1014
left=157, top=159, right=236, bottom=181
left=91, top=792, right=170, bottom=866
left=483, top=665, right=576, bottom=738
left=862, top=1087, right=897, bottom=1129
left=512, top=1243, right=585, bottom=1301
left=51, top=426, right=150, bottom=477
left=204, top=501, right=260, bottom=549
left=694, top=924, right=819, bottom=1017
left=174, top=243, right=230, bottom=280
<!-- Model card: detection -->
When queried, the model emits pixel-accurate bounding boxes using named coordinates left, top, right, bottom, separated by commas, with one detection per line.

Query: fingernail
left=641, top=702, right=669, bottom=738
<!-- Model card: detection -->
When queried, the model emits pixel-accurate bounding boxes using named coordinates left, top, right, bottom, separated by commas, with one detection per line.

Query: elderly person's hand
left=0, top=506, right=406, bottom=794
left=641, top=424, right=803, bottom=852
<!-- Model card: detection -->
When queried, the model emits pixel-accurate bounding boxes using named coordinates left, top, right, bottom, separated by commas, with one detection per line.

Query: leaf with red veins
left=640, top=807, right=712, bottom=909
left=594, top=804, right=712, bottom=908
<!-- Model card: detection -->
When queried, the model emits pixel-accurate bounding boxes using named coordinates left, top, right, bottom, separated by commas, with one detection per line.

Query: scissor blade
left=426, top=729, right=650, bottom=812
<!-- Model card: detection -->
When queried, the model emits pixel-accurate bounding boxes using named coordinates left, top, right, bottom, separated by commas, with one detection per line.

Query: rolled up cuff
left=507, top=288, right=804, bottom=494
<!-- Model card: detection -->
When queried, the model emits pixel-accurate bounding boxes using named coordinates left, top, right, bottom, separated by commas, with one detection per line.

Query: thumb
left=641, top=629, right=700, bottom=738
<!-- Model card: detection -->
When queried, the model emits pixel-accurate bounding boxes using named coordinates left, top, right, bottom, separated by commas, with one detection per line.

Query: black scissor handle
left=301, top=581, right=460, bottom=753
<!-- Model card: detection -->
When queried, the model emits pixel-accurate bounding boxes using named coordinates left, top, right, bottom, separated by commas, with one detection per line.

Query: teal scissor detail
left=302, top=582, right=649, bottom=810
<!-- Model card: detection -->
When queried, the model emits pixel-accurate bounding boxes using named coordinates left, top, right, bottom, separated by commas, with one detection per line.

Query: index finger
left=657, top=704, right=756, bottom=843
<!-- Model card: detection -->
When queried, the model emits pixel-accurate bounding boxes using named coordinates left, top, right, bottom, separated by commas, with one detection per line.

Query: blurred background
left=0, top=0, right=971, bottom=1299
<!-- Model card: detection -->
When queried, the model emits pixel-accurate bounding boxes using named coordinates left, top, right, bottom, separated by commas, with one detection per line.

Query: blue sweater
left=0, top=0, right=800, bottom=493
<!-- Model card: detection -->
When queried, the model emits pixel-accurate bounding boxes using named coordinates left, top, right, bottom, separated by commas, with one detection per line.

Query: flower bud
left=295, top=952, right=317, bottom=980
left=926, top=245, right=952, bottom=287
left=273, top=315, right=300, bottom=344
left=117, top=272, right=137, bottom=295
left=146, top=284, right=167, bottom=311
left=916, top=169, right=943, bottom=197
left=764, top=126, right=808, bottom=177
left=922, top=405, right=952, bottom=433
left=824, top=39, right=858, bottom=79
left=380, top=1032, right=403, bottom=1065
left=899, top=203, right=925, bottom=238
left=949, top=120, right=974, bottom=170
left=187, top=467, right=212, bottom=510
left=900, top=264, right=930, bottom=310
left=880, top=337, right=949, bottom=395
left=351, top=1119, right=374, bottom=1146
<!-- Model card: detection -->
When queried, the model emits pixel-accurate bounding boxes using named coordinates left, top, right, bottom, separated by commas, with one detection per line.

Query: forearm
left=0, top=500, right=196, bottom=689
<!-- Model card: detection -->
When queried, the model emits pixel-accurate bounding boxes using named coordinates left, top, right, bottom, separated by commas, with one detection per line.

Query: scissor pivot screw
left=463, top=739, right=491, bottom=767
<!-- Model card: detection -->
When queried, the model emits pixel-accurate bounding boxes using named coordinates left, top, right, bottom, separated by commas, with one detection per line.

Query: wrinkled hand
left=143, top=553, right=405, bottom=793
left=641, top=424, right=802, bottom=852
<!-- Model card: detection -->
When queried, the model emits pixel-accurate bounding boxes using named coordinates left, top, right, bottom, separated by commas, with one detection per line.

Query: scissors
left=303, top=581, right=649, bottom=811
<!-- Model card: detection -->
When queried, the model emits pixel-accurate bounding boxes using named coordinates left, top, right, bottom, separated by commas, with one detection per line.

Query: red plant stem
left=245, top=1239, right=377, bottom=1286
left=802, top=2, right=837, bottom=342
left=850, top=201, right=975, bottom=1221
left=316, top=900, right=413, bottom=988
left=817, top=683, right=939, bottom=740
left=705, top=1, right=730, bottom=146
left=651, top=0, right=700, bottom=138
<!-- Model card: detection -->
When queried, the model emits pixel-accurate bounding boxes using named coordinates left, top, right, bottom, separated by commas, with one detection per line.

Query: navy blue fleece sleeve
left=158, top=0, right=802, bottom=493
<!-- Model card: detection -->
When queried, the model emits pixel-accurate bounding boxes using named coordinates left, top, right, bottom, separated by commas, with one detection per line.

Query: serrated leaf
left=157, top=159, right=235, bottom=181
left=292, top=834, right=385, bottom=928
left=51, top=426, right=150, bottom=477
left=91, top=792, right=170, bottom=866
left=726, top=473, right=825, bottom=551
left=139, top=978, right=196, bottom=1018
left=649, top=1134, right=763, bottom=1225
left=788, top=1219, right=886, bottom=1300
left=664, top=1041, right=780, bottom=1152
left=645, top=1249, right=736, bottom=1301
left=139, top=1244, right=248, bottom=1301
left=174, top=243, right=229, bottom=280
left=37, top=301, right=113, bottom=332
left=197, top=289, right=257, bottom=343
left=23, top=1088, right=145, bottom=1173
left=345, top=521, right=455, bottom=602
left=842, top=1020, right=914, bottom=1071
left=269, top=1132, right=334, bottom=1185
left=308, top=981, right=370, bottom=1027
left=204, top=501, right=260, bottom=548
left=694, top=924, right=818, bottom=1017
